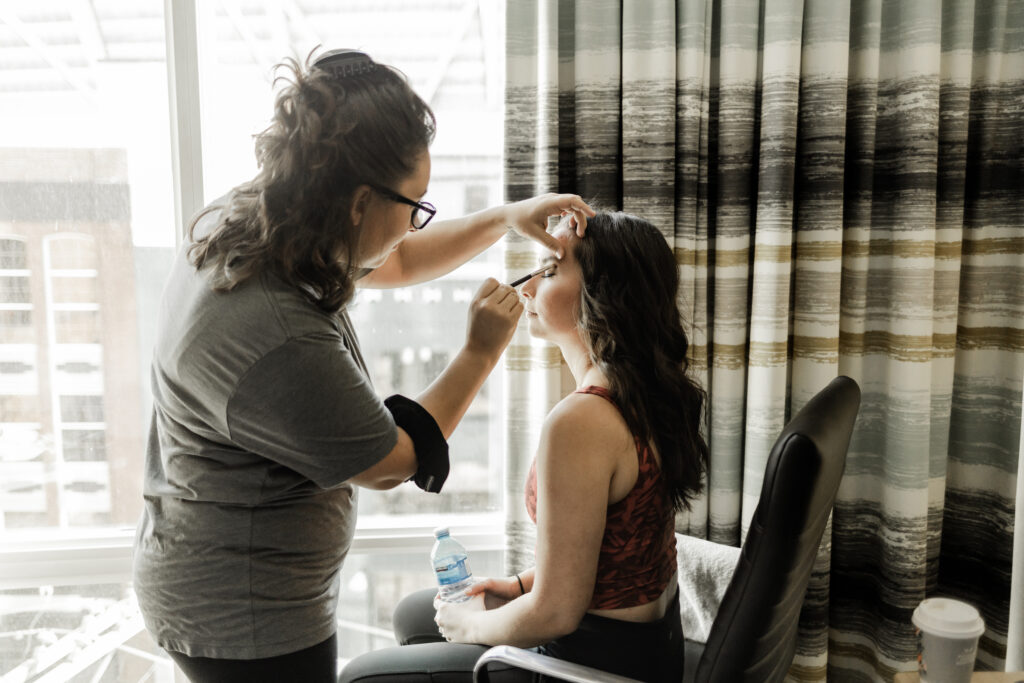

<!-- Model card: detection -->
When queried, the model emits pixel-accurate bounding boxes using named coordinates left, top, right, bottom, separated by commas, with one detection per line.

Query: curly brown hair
left=573, top=211, right=709, bottom=511
left=187, top=49, right=436, bottom=313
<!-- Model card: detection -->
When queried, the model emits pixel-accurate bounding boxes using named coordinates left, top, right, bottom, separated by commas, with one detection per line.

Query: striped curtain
left=502, top=1, right=1024, bottom=680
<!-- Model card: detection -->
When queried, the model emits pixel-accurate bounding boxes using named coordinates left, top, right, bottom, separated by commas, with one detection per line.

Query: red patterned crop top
left=524, top=386, right=677, bottom=610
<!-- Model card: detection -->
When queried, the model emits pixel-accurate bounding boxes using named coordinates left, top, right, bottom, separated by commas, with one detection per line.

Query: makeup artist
left=132, top=48, right=594, bottom=683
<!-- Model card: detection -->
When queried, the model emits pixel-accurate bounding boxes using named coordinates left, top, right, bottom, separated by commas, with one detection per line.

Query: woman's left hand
left=434, top=592, right=486, bottom=644
left=503, top=194, right=596, bottom=259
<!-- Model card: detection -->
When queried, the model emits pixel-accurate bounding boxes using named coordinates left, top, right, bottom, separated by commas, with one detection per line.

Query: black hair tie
left=313, top=48, right=378, bottom=79
left=384, top=394, right=449, bottom=493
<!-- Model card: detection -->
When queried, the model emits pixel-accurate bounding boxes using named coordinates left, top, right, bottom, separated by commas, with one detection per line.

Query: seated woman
left=339, top=211, right=709, bottom=683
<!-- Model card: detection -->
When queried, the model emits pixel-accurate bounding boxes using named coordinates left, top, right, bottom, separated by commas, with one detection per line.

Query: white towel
left=675, top=533, right=741, bottom=643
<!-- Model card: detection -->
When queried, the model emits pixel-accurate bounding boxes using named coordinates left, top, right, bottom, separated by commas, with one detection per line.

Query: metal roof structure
left=0, top=0, right=503, bottom=109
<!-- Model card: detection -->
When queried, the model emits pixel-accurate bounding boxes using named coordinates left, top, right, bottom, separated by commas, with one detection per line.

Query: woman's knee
left=393, top=587, right=442, bottom=645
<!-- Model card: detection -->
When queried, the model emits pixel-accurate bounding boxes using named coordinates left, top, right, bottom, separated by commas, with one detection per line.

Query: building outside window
left=0, top=1, right=506, bottom=679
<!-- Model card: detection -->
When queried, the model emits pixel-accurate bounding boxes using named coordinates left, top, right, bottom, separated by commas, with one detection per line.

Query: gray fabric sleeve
left=226, top=334, right=398, bottom=489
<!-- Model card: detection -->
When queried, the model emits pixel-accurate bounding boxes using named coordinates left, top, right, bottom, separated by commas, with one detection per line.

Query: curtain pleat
left=939, top=0, right=1022, bottom=670
left=788, top=3, right=852, bottom=679
left=674, top=0, right=716, bottom=537
left=502, top=1, right=1023, bottom=680
left=504, top=0, right=557, bottom=572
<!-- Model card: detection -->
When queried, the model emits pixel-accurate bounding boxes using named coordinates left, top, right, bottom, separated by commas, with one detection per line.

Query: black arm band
left=384, top=394, right=449, bottom=494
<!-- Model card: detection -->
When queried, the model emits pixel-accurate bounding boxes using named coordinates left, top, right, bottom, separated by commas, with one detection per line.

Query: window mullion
left=164, top=0, right=205, bottom=246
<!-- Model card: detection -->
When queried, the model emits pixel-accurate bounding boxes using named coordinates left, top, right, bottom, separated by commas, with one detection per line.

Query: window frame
left=0, top=512, right=506, bottom=590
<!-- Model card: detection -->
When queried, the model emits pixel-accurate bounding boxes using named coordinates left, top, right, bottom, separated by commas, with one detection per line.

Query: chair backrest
left=695, top=375, right=860, bottom=683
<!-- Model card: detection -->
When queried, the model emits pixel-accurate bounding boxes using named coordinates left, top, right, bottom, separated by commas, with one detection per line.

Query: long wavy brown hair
left=573, top=211, right=709, bottom=511
left=187, top=50, right=435, bottom=313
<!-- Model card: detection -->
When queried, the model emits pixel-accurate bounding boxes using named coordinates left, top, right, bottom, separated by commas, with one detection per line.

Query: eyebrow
left=540, top=256, right=558, bottom=266
left=509, top=264, right=555, bottom=287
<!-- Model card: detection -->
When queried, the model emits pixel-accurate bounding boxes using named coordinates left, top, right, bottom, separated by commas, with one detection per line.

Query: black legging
left=167, top=634, right=337, bottom=683
left=339, top=587, right=685, bottom=683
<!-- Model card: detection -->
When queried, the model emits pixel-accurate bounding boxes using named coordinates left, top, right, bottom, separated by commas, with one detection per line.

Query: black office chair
left=474, top=375, right=861, bottom=683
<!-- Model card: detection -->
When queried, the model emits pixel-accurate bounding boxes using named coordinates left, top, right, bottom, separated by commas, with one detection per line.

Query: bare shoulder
left=539, top=392, right=632, bottom=464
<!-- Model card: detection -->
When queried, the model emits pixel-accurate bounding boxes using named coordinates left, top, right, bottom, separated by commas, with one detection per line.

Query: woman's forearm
left=516, top=568, right=536, bottom=593
left=414, top=346, right=499, bottom=438
left=377, top=205, right=510, bottom=287
left=470, top=590, right=579, bottom=648
left=468, top=567, right=575, bottom=647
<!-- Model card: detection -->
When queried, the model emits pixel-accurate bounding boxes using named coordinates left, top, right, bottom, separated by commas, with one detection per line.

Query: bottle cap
left=433, top=526, right=450, bottom=539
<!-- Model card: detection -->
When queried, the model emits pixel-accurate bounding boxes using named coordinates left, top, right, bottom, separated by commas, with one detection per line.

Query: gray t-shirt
left=132, top=205, right=397, bottom=659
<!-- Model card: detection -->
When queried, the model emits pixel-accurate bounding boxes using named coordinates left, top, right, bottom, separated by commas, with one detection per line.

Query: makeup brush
left=509, top=264, right=554, bottom=288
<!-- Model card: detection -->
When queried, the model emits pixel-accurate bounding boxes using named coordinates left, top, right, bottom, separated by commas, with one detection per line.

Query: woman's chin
left=525, top=319, right=547, bottom=340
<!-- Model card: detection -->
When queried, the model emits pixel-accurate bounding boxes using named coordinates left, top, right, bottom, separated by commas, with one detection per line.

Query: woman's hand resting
left=433, top=591, right=486, bottom=644
left=432, top=575, right=525, bottom=644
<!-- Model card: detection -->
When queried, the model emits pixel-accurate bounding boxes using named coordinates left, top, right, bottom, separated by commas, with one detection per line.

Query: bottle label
left=434, top=557, right=471, bottom=586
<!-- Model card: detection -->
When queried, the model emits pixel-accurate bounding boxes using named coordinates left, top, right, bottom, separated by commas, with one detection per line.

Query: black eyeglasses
left=370, top=185, right=436, bottom=230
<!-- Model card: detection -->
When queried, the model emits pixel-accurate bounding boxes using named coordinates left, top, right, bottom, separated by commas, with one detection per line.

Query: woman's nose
left=519, top=279, right=535, bottom=298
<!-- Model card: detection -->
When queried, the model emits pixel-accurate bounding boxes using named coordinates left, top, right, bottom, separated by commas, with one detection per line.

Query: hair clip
left=313, top=49, right=377, bottom=79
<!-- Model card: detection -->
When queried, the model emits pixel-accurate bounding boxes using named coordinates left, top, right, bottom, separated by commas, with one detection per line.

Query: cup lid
left=912, top=598, right=985, bottom=639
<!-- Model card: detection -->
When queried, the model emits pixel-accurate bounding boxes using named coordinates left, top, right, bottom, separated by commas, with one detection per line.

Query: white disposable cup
left=912, top=598, right=985, bottom=683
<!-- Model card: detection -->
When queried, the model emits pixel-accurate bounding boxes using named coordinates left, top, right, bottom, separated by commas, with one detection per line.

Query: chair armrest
left=473, top=645, right=640, bottom=683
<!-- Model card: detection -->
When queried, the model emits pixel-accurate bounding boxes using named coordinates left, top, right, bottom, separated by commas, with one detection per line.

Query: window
left=62, top=429, right=107, bottom=462
left=0, top=238, right=32, bottom=344
left=1, top=0, right=507, bottom=679
left=0, top=276, right=31, bottom=303
left=1, top=583, right=175, bottom=682
left=464, top=183, right=491, bottom=214
left=0, top=0, right=176, bottom=677
left=0, top=310, right=33, bottom=343
left=0, top=239, right=28, bottom=269
left=1, top=544, right=506, bottom=679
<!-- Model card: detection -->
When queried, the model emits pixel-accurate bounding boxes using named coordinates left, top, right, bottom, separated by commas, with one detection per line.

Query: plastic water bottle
left=431, top=526, right=473, bottom=603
